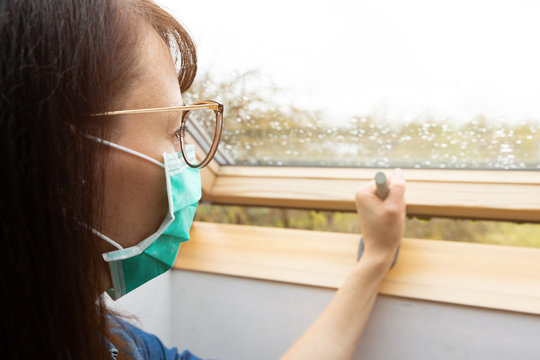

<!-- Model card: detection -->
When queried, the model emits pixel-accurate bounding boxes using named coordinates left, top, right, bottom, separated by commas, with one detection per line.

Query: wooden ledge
left=175, top=221, right=540, bottom=315
left=207, top=168, right=540, bottom=222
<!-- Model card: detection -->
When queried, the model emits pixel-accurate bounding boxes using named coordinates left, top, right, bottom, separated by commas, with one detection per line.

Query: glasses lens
left=182, top=108, right=218, bottom=163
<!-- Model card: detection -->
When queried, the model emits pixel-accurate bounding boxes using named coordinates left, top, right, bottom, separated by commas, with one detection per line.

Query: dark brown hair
left=0, top=0, right=196, bottom=358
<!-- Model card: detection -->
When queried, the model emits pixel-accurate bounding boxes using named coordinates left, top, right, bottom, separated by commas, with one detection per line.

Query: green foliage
left=195, top=204, right=540, bottom=248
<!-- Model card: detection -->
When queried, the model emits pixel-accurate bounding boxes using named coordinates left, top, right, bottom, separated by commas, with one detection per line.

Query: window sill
left=175, top=221, right=540, bottom=315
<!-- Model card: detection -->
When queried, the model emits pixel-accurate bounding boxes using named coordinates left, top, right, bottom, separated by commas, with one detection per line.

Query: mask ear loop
left=75, top=219, right=124, bottom=251
left=84, top=134, right=165, bottom=168
left=90, top=228, right=124, bottom=250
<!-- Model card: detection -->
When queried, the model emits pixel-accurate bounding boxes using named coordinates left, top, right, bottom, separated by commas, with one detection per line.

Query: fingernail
left=394, top=168, right=405, bottom=178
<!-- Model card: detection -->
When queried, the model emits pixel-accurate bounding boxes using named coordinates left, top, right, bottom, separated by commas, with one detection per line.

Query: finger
left=358, top=178, right=377, bottom=195
left=388, top=168, right=406, bottom=200
left=355, top=179, right=378, bottom=204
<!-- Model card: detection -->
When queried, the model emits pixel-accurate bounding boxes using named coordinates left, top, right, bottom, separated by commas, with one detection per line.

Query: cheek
left=129, top=159, right=168, bottom=217
left=102, top=151, right=169, bottom=248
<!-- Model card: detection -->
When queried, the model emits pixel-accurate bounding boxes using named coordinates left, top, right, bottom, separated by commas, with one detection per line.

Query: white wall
left=104, top=268, right=540, bottom=359
left=169, top=270, right=540, bottom=360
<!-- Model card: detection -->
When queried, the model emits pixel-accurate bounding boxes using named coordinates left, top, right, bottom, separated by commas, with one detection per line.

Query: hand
left=354, top=168, right=406, bottom=264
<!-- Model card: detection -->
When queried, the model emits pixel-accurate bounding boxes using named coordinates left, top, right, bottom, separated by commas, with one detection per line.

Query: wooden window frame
left=198, top=146, right=540, bottom=223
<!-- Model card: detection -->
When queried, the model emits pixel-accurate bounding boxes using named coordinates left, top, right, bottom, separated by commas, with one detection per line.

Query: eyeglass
left=92, top=100, right=224, bottom=168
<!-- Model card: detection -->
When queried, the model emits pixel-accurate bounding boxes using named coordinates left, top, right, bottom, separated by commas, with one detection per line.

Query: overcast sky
left=157, top=0, right=540, bottom=125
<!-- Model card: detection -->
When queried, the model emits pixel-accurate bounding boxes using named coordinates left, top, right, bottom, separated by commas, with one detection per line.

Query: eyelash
left=173, top=123, right=185, bottom=141
left=172, top=113, right=185, bottom=140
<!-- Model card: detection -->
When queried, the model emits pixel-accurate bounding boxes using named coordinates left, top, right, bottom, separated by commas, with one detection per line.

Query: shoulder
left=108, top=315, right=203, bottom=360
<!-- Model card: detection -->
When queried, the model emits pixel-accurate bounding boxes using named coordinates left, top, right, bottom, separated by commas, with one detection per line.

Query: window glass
left=159, top=0, right=540, bottom=169
left=195, top=204, right=540, bottom=249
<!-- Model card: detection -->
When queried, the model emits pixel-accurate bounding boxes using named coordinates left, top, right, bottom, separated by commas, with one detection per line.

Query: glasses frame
left=92, top=100, right=224, bottom=168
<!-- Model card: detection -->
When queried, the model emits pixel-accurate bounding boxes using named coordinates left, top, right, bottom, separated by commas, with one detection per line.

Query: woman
left=1, top=0, right=406, bottom=359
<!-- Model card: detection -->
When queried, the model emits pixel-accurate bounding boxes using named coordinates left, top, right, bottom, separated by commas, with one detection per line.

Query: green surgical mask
left=88, top=136, right=201, bottom=300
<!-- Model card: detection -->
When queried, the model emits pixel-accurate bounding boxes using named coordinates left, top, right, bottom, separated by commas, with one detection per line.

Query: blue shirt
left=106, top=315, right=203, bottom=360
